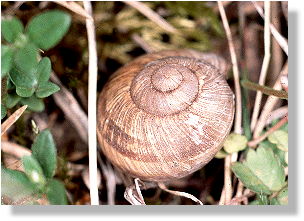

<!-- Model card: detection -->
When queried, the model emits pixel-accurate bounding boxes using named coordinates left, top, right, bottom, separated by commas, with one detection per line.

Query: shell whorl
left=97, top=49, right=235, bottom=182
left=130, top=56, right=200, bottom=116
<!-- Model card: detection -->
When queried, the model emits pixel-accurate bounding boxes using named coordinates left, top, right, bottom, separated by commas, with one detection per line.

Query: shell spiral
left=97, top=49, right=235, bottom=182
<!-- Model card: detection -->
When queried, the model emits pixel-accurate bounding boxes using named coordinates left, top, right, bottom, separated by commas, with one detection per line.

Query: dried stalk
left=1, top=105, right=28, bottom=136
left=83, top=1, right=99, bottom=205
left=248, top=115, right=288, bottom=148
left=51, top=73, right=88, bottom=145
left=252, top=1, right=288, bottom=55
left=253, top=63, right=288, bottom=138
left=250, top=1, right=271, bottom=131
left=54, top=1, right=92, bottom=19
left=158, top=182, right=203, bottom=205
left=124, top=1, right=179, bottom=34
left=218, top=0, right=242, bottom=204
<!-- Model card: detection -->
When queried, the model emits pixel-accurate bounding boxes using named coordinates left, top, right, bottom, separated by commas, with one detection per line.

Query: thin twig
left=1, top=141, right=31, bottom=158
left=83, top=1, right=99, bottom=205
left=253, top=63, right=288, bottom=138
left=281, top=75, right=288, bottom=92
left=250, top=1, right=271, bottom=131
left=248, top=115, right=288, bottom=148
left=218, top=1, right=242, bottom=205
left=158, top=182, right=203, bottom=205
left=131, top=33, right=155, bottom=53
left=241, top=80, right=288, bottom=100
left=51, top=73, right=88, bottom=145
left=124, top=1, right=179, bottom=34
left=1, top=105, right=27, bottom=136
left=228, top=190, right=255, bottom=205
left=218, top=1, right=242, bottom=134
left=252, top=1, right=288, bottom=55
left=54, top=1, right=92, bottom=19
left=265, top=105, right=288, bottom=125
left=223, top=154, right=232, bottom=204
left=97, top=153, right=117, bottom=205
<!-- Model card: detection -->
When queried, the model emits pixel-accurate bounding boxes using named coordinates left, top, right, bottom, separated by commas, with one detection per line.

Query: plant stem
left=83, top=1, right=99, bottom=205
left=248, top=115, right=288, bottom=148
left=241, top=80, right=288, bottom=100
left=250, top=1, right=271, bottom=131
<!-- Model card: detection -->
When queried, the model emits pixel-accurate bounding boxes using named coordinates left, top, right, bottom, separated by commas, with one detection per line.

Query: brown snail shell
left=97, top=49, right=235, bottom=182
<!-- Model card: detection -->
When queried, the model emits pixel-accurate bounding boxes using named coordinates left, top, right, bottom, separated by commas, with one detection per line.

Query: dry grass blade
left=131, top=33, right=155, bottom=53
left=97, top=153, right=117, bottom=205
left=50, top=73, right=88, bottom=145
left=218, top=0, right=243, bottom=205
left=1, top=105, right=28, bottom=136
left=54, top=1, right=92, bottom=19
left=265, top=106, right=288, bottom=125
left=158, top=182, right=203, bottom=205
left=241, top=80, right=288, bottom=100
left=253, top=63, right=288, bottom=138
left=250, top=1, right=271, bottom=131
left=252, top=1, right=288, bottom=55
left=248, top=115, right=288, bottom=148
left=124, top=1, right=179, bottom=34
left=83, top=1, right=99, bottom=205
left=1, top=141, right=31, bottom=158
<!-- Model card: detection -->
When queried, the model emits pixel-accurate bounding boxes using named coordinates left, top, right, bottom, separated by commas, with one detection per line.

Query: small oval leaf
left=31, top=129, right=57, bottom=178
left=1, top=45, right=14, bottom=77
left=223, top=133, right=248, bottom=153
left=1, top=17, right=24, bottom=43
left=26, top=10, right=71, bottom=50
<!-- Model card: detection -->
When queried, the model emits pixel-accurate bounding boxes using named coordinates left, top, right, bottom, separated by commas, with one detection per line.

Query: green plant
left=230, top=123, right=288, bottom=205
left=1, top=10, right=71, bottom=118
left=1, top=129, right=68, bottom=205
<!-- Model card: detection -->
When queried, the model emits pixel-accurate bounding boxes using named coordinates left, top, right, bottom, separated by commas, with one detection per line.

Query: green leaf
left=9, top=43, right=38, bottom=91
left=26, top=10, right=71, bottom=50
left=1, top=45, right=14, bottom=77
left=214, top=149, right=228, bottom=159
left=256, top=193, right=269, bottom=205
left=16, top=86, right=36, bottom=97
left=1, top=104, right=7, bottom=119
left=231, top=162, right=272, bottom=195
left=36, top=81, right=60, bottom=98
left=37, top=57, right=51, bottom=83
left=232, top=146, right=286, bottom=194
left=259, top=140, right=287, bottom=167
left=46, top=179, right=67, bottom=205
left=223, top=133, right=248, bottom=153
left=22, top=155, right=46, bottom=187
left=20, top=96, right=44, bottom=112
left=31, top=129, right=57, bottom=178
left=245, top=147, right=285, bottom=191
left=1, top=17, right=24, bottom=43
left=5, top=93, right=21, bottom=108
left=1, top=167, right=36, bottom=203
left=277, top=187, right=288, bottom=205
left=235, top=146, right=285, bottom=193
left=268, top=130, right=288, bottom=152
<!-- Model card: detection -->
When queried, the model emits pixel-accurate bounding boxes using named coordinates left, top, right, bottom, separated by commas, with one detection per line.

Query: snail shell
left=97, top=49, right=235, bottom=182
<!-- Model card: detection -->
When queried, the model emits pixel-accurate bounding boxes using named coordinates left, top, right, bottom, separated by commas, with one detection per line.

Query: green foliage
left=268, top=130, right=288, bottom=152
left=46, top=179, right=68, bottom=205
left=1, top=129, right=67, bottom=205
left=31, top=129, right=57, bottom=178
left=232, top=146, right=286, bottom=196
left=1, top=168, right=36, bottom=203
left=223, top=133, right=248, bottom=153
left=26, top=10, right=71, bottom=50
left=95, top=1, right=223, bottom=63
left=1, top=10, right=71, bottom=117
left=1, top=17, right=24, bottom=43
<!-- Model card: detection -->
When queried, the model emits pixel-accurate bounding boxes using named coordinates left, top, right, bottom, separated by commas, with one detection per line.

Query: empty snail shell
left=97, top=49, right=235, bottom=182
